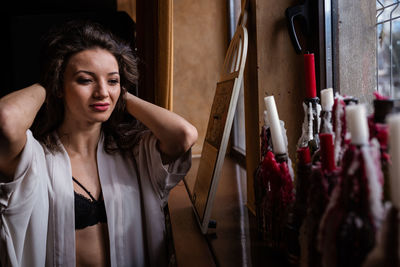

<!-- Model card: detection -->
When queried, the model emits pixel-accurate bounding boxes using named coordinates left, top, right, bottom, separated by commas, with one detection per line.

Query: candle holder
left=363, top=205, right=400, bottom=267
left=373, top=99, right=394, bottom=123
left=320, top=88, right=334, bottom=134
left=275, top=153, right=288, bottom=163
left=256, top=150, right=294, bottom=252
left=383, top=206, right=400, bottom=266
left=304, top=97, right=321, bottom=135
left=318, top=141, right=384, bottom=267
left=370, top=99, right=393, bottom=202
left=298, top=97, right=321, bottom=155
left=285, top=147, right=312, bottom=265
left=306, top=97, right=321, bottom=155
left=343, top=97, right=359, bottom=106
left=319, top=109, right=332, bottom=134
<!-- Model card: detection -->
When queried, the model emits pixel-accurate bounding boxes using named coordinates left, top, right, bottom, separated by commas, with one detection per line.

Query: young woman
left=0, top=21, right=197, bottom=267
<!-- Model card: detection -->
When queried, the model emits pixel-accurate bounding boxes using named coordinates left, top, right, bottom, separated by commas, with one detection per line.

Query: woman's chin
left=88, top=114, right=113, bottom=124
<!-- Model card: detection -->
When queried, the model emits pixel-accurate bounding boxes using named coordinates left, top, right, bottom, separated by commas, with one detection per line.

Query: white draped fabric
left=0, top=130, right=191, bottom=267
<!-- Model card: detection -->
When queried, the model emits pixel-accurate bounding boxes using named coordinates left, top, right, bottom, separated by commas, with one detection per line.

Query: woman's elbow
left=174, top=124, right=197, bottom=154
left=160, top=124, right=198, bottom=157
left=183, top=124, right=198, bottom=151
left=0, top=103, right=26, bottom=144
left=0, top=105, right=16, bottom=141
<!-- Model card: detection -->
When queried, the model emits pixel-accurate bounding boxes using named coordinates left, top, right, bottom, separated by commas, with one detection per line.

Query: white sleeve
left=0, top=130, right=48, bottom=266
left=134, top=131, right=192, bottom=203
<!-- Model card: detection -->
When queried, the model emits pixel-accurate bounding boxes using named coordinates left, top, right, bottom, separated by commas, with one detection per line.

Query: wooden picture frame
left=185, top=15, right=248, bottom=234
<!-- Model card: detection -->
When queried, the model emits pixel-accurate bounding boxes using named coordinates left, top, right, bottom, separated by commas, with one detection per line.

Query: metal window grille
left=376, top=0, right=400, bottom=98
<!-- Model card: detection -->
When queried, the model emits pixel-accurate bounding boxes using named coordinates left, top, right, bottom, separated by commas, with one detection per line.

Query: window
left=377, top=0, right=400, bottom=98
left=229, top=0, right=246, bottom=164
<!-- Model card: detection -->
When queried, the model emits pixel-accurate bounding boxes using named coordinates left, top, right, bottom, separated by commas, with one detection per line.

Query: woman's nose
left=93, top=81, right=108, bottom=99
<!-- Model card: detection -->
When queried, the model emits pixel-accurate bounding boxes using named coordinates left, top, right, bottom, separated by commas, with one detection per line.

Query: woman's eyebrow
left=73, top=70, right=119, bottom=76
left=74, top=70, right=95, bottom=76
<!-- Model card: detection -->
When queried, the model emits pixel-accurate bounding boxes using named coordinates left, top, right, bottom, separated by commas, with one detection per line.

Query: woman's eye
left=109, top=79, right=120, bottom=85
left=77, top=78, right=92, bottom=84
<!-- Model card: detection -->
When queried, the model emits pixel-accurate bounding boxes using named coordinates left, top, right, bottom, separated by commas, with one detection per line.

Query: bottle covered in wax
left=363, top=113, right=400, bottom=267
left=260, top=96, right=294, bottom=251
left=297, top=53, right=322, bottom=155
left=319, top=104, right=384, bottom=267
left=319, top=88, right=334, bottom=134
left=368, top=97, right=395, bottom=202
left=286, top=147, right=312, bottom=265
left=299, top=133, right=339, bottom=267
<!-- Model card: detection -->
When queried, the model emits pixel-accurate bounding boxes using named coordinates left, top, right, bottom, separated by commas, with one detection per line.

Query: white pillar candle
left=346, top=104, right=369, bottom=145
left=263, top=110, right=269, bottom=126
left=321, top=88, right=334, bottom=111
left=388, top=113, right=400, bottom=208
left=264, top=96, right=286, bottom=154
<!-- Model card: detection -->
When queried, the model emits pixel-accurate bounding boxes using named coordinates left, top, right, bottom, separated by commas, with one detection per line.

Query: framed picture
left=185, top=21, right=248, bottom=234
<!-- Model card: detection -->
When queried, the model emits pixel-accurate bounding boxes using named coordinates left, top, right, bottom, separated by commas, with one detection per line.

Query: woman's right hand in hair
left=0, top=84, right=46, bottom=181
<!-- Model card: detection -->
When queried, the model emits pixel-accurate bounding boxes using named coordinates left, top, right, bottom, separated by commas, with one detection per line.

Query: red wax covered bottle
left=297, top=53, right=321, bottom=154
left=320, top=133, right=335, bottom=173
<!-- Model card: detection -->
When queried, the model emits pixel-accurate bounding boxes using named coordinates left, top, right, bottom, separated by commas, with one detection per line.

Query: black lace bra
left=73, top=177, right=107, bottom=230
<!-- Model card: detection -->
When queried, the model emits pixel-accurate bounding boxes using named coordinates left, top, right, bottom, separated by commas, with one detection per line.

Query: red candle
left=304, top=53, right=317, bottom=99
left=319, top=133, right=335, bottom=172
left=297, top=147, right=311, bottom=165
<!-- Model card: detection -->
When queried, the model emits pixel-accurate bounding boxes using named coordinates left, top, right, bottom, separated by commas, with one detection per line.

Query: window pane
left=233, top=83, right=246, bottom=153
left=376, top=0, right=400, bottom=97
left=230, top=0, right=246, bottom=155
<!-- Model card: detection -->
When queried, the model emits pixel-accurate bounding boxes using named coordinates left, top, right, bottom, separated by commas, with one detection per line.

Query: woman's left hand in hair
left=125, top=92, right=198, bottom=159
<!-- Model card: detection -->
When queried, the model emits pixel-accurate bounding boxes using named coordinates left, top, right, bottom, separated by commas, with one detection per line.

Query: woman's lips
left=90, top=103, right=110, bottom=111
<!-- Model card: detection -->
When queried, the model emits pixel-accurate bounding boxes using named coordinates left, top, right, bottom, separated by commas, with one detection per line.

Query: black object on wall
left=285, top=0, right=334, bottom=93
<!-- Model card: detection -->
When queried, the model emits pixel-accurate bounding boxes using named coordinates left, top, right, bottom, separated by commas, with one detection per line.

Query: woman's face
left=62, top=48, right=121, bottom=126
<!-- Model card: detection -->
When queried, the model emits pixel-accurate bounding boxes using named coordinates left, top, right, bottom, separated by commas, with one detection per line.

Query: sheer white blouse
left=0, top=130, right=191, bottom=267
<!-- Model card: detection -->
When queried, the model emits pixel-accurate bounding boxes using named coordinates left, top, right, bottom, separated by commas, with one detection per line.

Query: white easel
left=188, top=3, right=249, bottom=234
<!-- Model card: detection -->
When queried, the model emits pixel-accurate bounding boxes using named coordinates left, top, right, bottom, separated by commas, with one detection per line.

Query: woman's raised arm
left=125, top=92, right=198, bottom=160
left=0, top=84, right=46, bottom=180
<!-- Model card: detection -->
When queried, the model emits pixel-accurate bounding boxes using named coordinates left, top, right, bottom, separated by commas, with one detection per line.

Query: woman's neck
left=57, top=120, right=102, bottom=157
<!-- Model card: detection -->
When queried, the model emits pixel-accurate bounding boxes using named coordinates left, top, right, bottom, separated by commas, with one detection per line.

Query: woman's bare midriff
left=75, top=223, right=110, bottom=267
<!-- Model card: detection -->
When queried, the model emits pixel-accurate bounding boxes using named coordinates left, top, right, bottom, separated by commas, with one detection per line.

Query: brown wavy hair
left=33, top=20, right=144, bottom=154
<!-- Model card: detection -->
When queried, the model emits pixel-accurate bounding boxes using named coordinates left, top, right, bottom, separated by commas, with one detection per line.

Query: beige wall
left=173, top=0, right=228, bottom=156
left=117, top=0, right=227, bottom=156
left=117, top=0, right=136, bottom=21
left=255, top=0, right=305, bottom=163
left=245, top=0, right=307, bottom=212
